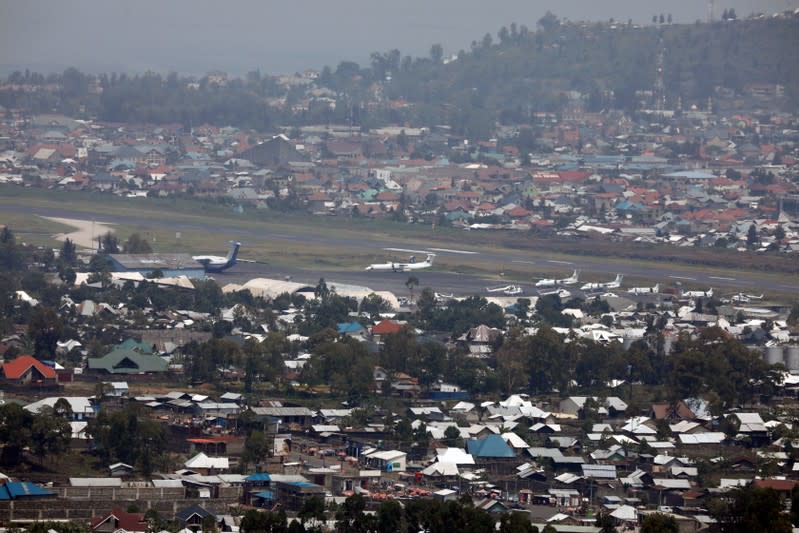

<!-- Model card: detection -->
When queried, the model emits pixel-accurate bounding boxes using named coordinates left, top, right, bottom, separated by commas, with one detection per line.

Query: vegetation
left=3, top=16, right=798, bottom=136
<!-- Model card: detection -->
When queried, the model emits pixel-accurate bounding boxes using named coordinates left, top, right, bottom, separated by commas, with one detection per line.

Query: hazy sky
left=1, top=0, right=795, bottom=76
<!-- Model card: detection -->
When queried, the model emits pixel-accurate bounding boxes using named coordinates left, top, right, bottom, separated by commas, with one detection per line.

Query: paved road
left=14, top=205, right=799, bottom=298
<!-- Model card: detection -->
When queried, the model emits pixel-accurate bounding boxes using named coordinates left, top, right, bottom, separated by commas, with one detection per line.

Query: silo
left=786, top=346, right=799, bottom=372
left=765, top=345, right=784, bottom=366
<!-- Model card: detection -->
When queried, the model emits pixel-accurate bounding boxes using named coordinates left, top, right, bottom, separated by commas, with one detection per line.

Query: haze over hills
left=0, top=0, right=797, bottom=75
left=2, top=13, right=797, bottom=136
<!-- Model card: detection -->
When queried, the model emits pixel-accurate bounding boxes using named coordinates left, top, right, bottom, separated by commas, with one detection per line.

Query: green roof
left=116, top=338, right=154, bottom=353
left=88, top=349, right=168, bottom=374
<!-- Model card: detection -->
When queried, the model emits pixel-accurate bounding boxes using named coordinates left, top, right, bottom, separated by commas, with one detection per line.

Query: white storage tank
left=786, top=346, right=799, bottom=372
left=766, top=345, right=784, bottom=366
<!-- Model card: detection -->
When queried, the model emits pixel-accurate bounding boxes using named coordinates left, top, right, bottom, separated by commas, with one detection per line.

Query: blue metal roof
left=255, top=490, right=275, bottom=499
left=466, top=434, right=515, bottom=458
left=0, top=482, right=56, bottom=499
left=246, top=472, right=271, bottom=482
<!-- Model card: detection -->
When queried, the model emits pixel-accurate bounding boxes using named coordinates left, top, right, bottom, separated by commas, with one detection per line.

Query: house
left=2, top=355, right=58, bottom=387
left=0, top=481, right=56, bottom=501
left=362, top=449, right=406, bottom=472
left=24, top=396, right=95, bottom=420
left=87, top=349, right=169, bottom=374
left=90, top=508, right=147, bottom=533
left=108, top=463, right=134, bottom=477
left=466, top=434, right=515, bottom=459
left=184, top=452, right=230, bottom=475
left=175, top=504, right=214, bottom=532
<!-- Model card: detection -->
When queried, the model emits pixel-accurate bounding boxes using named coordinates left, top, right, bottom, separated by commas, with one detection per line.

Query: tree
left=500, top=512, right=538, bottom=533
left=0, top=403, right=34, bottom=465
left=538, top=11, right=560, bottom=33
left=242, top=430, right=270, bottom=470
left=298, top=495, right=326, bottom=526
left=30, top=407, right=71, bottom=464
left=60, top=238, right=77, bottom=265
left=123, top=233, right=152, bottom=253
left=640, top=513, right=678, bottom=533
left=99, top=231, right=119, bottom=253
left=747, top=224, right=759, bottom=248
left=405, top=275, right=419, bottom=304
left=709, top=485, right=791, bottom=533
left=335, top=495, right=374, bottom=533
left=29, top=306, right=63, bottom=358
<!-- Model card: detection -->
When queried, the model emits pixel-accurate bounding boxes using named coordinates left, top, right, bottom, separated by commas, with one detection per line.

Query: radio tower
left=707, top=0, right=715, bottom=22
left=654, top=37, right=666, bottom=111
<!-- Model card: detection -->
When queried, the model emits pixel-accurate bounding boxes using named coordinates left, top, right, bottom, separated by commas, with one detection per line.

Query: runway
left=13, top=204, right=799, bottom=299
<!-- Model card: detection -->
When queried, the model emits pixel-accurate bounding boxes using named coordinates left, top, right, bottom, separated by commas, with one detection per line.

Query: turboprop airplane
left=486, top=284, right=524, bottom=296
left=535, top=270, right=579, bottom=288
left=192, top=241, right=242, bottom=273
left=627, top=283, right=659, bottom=295
left=365, top=254, right=435, bottom=272
left=580, top=274, right=623, bottom=292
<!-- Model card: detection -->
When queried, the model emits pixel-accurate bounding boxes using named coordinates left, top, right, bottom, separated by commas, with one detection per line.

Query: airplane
left=365, top=254, right=435, bottom=272
left=486, top=284, right=524, bottom=296
left=580, top=274, right=623, bottom=292
left=535, top=270, right=579, bottom=288
left=627, top=283, right=660, bottom=295
left=192, top=241, right=242, bottom=273
left=682, top=287, right=713, bottom=299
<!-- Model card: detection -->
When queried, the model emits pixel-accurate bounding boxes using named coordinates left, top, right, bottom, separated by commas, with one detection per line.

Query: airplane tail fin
left=653, top=283, right=660, bottom=293
left=425, top=254, right=435, bottom=265
left=615, top=274, right=623, bottom=283
left=226, top=241, right=241, bottom=262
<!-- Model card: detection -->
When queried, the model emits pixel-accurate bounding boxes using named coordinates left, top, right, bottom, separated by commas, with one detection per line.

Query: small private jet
left=580, top=274, right=623, bottom=292
left=486, top=284, right=524, bottom=296
left=192, top=241, right=242, bottom=273
left=627, top=283, right=660, bottom=295
left=535, top=270, right=579, bottom=288
left=365, top=254, right=435, bottom=272
left=682, top=287, right=713, bottom=299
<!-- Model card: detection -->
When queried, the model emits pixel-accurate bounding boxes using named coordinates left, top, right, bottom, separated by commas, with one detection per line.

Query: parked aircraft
left=365, top=254, right=435, bottom=272
left=193, top=241, right=241, bottom=273
left=535, top=270, right=579, bottom=288
left=627, top=283, right=659, bottom=295
left=486, top=284, right=524, bottom=296
left=682, top=287, right=713, bottom=298
left=580, top=274, right=623, bottom=292
left=731, top=292, right=763, bottom=303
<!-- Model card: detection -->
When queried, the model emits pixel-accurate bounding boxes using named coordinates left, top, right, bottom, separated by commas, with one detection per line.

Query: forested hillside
left=2, top=13, right=797, bottom=135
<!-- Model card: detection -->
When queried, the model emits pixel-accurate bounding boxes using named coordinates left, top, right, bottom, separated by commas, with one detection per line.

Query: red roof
left=372, top=320, right=404, bottom=335
left=2, top=355, right=57, bottom=380
left=91, top=508, right=147, bottom=533
left=753, top=479, right=797, bottom=492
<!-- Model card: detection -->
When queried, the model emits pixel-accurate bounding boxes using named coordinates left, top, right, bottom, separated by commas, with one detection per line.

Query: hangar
left=108, top=253, right=206, bottom=279
left=222, top=278, right=400, bottom=309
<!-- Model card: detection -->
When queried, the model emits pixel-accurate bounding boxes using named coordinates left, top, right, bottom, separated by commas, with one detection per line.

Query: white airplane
left=486, top=284, right=524, bottom=296
left=535, top=270, right=579, bottom=288
left=580, top=274, right=623, bottom=292
left=682, top=287, right=713, bottom=299
left=365, top=254, right=435, bottom=272
left=192, top=241, right=242, bottom=273
left=628, top=283, right=659, bottom=295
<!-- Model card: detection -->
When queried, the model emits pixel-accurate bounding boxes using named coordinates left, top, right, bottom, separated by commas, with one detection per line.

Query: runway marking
left=709, top=276, right=736, bottom=281
left=669, top=275, right=696, bottom=281
left=547, top=260, right=573, bottom=265
left=384, top=247, right=431, bottom=254
left=428, top=247, right=478, bottom=255
left=512, top=260, right=536, bottom=265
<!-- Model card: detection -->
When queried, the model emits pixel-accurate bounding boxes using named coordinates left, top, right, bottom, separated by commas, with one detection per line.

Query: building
left=108, top=253, right=206, bottom=279
left=1, top=355, right=58, bottom=388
